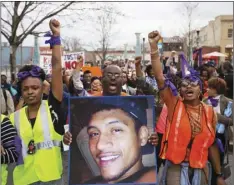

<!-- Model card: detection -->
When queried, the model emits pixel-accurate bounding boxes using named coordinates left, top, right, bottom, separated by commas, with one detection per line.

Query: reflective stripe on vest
left=36, top=140, right=61, bottom=150
left=14, top=101, right=61, bottom=159
left=173, top=104, right=183, bottom=144
left=197, top=104, right=213, bottom=167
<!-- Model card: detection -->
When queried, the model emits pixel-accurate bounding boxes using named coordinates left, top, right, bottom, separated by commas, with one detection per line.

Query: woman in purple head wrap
left=9, top=19, right=65, bottom=185
left=148, top=30, right=226, bottom=185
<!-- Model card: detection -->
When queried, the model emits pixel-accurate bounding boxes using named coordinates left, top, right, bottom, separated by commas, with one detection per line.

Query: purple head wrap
left=17, top=65, right=43, bottom=82
left=180, top=53, right=203, bottom=90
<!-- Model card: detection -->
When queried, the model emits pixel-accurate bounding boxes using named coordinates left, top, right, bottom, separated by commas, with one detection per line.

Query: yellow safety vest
left=1, top=115, right=8, bottom=185
left=9, top=100, right=63, bottom=185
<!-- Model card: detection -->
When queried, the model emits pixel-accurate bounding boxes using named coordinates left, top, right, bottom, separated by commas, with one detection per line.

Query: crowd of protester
left=1, top=19, right=233, bottom=185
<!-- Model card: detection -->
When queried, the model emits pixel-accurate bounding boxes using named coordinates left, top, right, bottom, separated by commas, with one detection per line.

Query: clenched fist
left=135, top=56, right=142, bottom=66
left=76, top=55, right=84, bottom=69
left=148, top=31, right=162, bottom=50
left=49, top=19, right=60, bottom=36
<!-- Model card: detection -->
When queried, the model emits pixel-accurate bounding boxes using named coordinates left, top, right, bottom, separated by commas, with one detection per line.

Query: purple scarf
left=208, top=96, right=219, bottom=107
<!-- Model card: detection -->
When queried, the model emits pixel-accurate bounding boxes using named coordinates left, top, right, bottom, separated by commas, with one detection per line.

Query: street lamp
left=142, top=37, right=145, bottom=66
left=196, top=30, right=200, bottom=48
left=135, top=33, right=141, bottom=56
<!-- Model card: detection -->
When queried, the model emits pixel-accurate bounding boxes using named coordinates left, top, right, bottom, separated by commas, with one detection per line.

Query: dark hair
left=208, top=77, right=227, bottom=95
left=18, top=65, right=46, bottom=81
left=91, top=76, right=101, bottom=84
left=83, top=70, right=91, bottom=76
left=17, top=65, right=45, bottom=95
left=88, top=107, right=143, bottom=132
left=222, top=61, right=233, bottom=73
left=200, top=68, right=210, bottom=79
left=145, top=65, right=152, bottom=76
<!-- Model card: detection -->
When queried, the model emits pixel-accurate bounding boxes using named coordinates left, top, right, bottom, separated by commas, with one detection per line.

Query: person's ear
left=138, top=126, right=149, bottom=146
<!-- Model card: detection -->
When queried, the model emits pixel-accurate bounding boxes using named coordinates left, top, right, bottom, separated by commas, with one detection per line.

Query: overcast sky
left=2, top=1, right=233, bottom=50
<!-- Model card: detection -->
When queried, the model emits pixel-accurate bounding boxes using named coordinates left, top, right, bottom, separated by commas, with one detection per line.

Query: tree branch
left=2, top=3, right=13, bottom=16
left=1, top=17, right=11, bottom=27
left=1, top=29, right=10, bottom=41
left=17, top=2, right=75, bottom=44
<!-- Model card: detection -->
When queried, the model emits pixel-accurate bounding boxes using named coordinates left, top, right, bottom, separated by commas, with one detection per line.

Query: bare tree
left=177, top=2, right=199, bottom=63
left=62, top=36, right=83, bottom=52
left=1, top=2, right=77, bottom=80
left=90, top=4, right=123, bottom=66
left=1, top=2, right=109, bottom=80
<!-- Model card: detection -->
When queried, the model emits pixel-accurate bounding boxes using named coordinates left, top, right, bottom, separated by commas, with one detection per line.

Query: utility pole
left=20, top=43, right=23, bottom=67
left=0, top=2, right=2, bottom=74
left=142, top=38, right=145, bottom=66
left=135, top=33, right=141, bottom=56
left=124, top=44, right=128, bottom=60
left=196, top=30, right=200, bottom=48
left=33, top=34, right=40, bottom=65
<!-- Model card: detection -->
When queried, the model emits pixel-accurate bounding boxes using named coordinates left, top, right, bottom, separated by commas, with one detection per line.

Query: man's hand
left=148, top=132, right=159, bottom=146
left=217, top=176, right=227, bottom=185
left=63, top=131, right=72, bottom=145
left=0, top=144, right=5, bottom=155
left=135, top=56, right=142, bottom=66
left=76, top=55, right=84, bottom=69
left=49, top=19, right=60, bottom=36
left=148, top=31, right=161, bottom=50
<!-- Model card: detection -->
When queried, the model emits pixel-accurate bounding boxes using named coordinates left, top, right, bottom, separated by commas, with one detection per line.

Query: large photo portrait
left=68, top=96, right=157, bottom=185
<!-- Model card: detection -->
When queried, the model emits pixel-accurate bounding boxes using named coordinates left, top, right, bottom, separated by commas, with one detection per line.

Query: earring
left=198, top=91, right=201, bottom=98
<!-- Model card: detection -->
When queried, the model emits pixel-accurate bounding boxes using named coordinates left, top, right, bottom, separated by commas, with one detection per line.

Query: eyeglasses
left=181, top=80, right=199, bottom=87
left=105, top=73, right=121, bottom=79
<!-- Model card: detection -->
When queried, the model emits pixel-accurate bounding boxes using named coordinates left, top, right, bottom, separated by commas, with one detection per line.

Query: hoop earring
left=181, top=96, right=184, bottom=101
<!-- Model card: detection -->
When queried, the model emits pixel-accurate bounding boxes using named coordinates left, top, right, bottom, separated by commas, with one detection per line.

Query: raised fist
left=135, top=56, right=142, bottom=66
left=77, top=55, right=84, bottom=68
left=148, top=31, right=161, bottom=49
left=49, top=19, right=60, bottom=36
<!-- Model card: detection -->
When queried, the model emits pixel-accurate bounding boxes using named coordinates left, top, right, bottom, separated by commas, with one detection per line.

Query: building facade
left=189, top=15, right=233, bottom=55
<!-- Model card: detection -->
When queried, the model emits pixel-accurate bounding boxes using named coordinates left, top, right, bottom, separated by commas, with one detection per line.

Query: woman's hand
left=0, top=143, right=5, bottom=155
left=148, top=30, right=161, bottom=51
left=63, top=131, right=72, bottom=145
left=49, top=19, right=60, bottom=36
left=217, top=176, right=227, bottom=185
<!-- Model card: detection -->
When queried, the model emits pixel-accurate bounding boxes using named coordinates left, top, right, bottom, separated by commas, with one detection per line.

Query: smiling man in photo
left=82, top=97, right=156, bottom=184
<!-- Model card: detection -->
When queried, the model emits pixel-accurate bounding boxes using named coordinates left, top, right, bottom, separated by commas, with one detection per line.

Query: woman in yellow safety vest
left=9, top=19, right=64, bottom=185
left=1, top=114, right=19, bottom=185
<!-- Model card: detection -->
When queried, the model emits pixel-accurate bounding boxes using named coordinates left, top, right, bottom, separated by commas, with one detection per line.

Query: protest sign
left=63, top=52, right=85, bottom=70
left=39, top=55, right=52, bottom=75
left=68, top=96, right=157, bottom=185
left=39, top=52, right=85, bottom=74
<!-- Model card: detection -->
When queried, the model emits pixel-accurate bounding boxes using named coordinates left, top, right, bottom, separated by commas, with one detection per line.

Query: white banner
left=39, top=52, right=85, bottom=74
left=39, top=55, right=52, bottom=75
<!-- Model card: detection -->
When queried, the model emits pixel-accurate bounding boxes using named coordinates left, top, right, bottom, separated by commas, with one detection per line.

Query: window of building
left=204, top=35, right=207, bottom=41
left=228, top=29, right=233, bottom=38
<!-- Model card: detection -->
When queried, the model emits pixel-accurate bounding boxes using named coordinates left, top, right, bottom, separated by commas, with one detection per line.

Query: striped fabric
left=1, top=117, right=18, bottom=164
